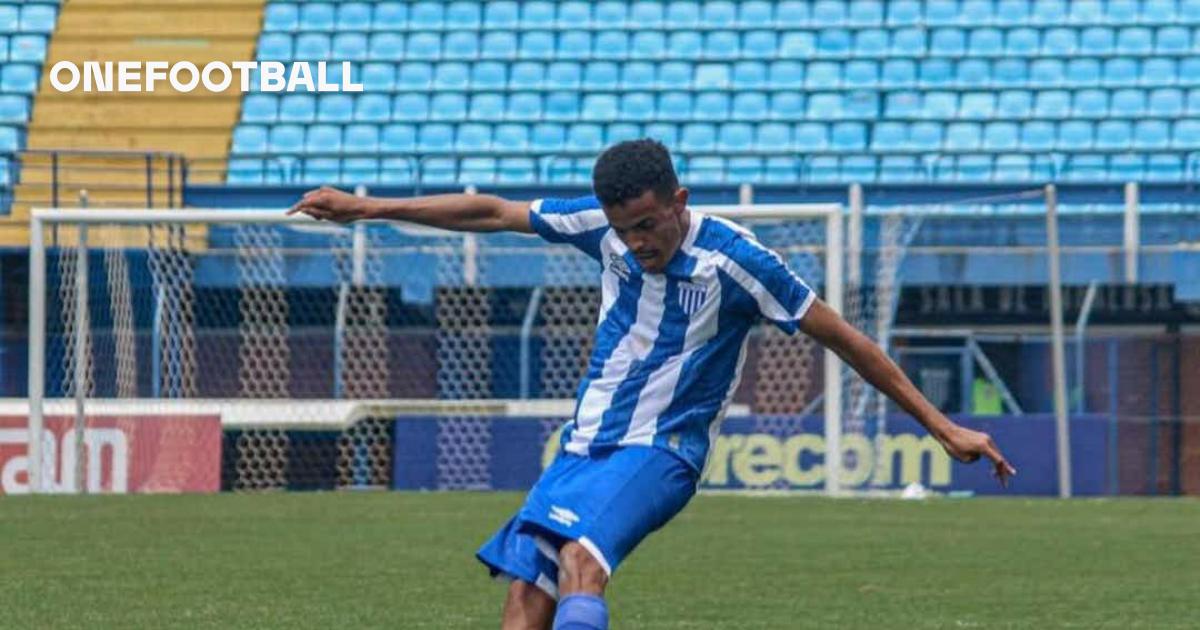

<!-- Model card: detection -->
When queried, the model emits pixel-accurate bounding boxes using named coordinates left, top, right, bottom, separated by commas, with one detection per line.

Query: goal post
left=25, top=203, right=912, bottom=496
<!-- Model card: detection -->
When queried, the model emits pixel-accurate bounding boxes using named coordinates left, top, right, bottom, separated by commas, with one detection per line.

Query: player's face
left=603, top=188, right=689, bottom=274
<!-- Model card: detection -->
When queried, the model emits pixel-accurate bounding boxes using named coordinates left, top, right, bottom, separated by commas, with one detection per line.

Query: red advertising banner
left=0, top=414, right=221, bottom=495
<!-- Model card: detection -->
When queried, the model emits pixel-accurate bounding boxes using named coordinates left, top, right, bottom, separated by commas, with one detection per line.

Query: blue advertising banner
left=393, top=414, right=1113, bottom=496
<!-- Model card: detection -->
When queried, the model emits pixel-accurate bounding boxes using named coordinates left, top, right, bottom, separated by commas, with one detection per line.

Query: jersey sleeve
left=723, top=233, right=817, bottom=334
left=527, top=196, right=609, bottom=261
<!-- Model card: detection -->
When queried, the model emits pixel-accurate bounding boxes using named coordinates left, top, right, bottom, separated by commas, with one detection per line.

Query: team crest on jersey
left=607, top=253, right=631, bottom=281
left=677, top=281, right=708, bottom=315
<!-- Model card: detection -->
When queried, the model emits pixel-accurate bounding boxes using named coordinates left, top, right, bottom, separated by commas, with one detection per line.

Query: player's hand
left=287, top=186, right=372, bottom=224
left=938, top=423, right=1017, bottom=488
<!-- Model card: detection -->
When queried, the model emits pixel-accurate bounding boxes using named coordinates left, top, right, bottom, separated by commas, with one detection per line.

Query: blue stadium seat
left=470, top=61, right=507, bottom=90
left=621, top=62, right=655, bottom=90
left=368, top=33, right=404, bottom=61
left=355, top=94, right=391, bottom=122
left=844, top=61, right=877, bottom=87
left=410, top=2, right=444, bottom=28
left=521, top=1, right=555, bottom=27
left=226, top=158, right=265, bottom=184
left=443, top=32, right=479, bottom=60
left=957, top=60, right=990, bottom=87
left=510, top=62, right=544, bottom=88
left=343, top=157, right=379, bottom=184
left=241, top=94, right=276, bottom=123
left=701, top=1, right=737, bottom=27
left=891, top=28, right=926, bottom=55
left=298, top=4, right=334, bottom=31
left=1185, top=90, right=1200, bottom=116
left=960, top=92, right=995, bottom=119
left=694, top=63, right=729, bottom=89
left=495, top=123, right=530, bottom=149
left=910, top=121, right=943, bottom=148
left=257, top=34, right=292, bottom=60
left=393, top=94, right=428, bottom=121
left=1149, top=88, right=1184, bottom=116
left=0, top=126, right=18, bottom=153
left=969, top=28, right=1003, bottom=55
left=961, top=0, right=994, bottom=23
left=305, top=124, right=342, bottom=153
left=429, top=93, right=467, bottom=120
left=482, top=1, right=518, bottom=28
left=871, top=122, right=908, bottom=150
left=923, top=91, right=958, bottom=119
left=507, top=93, right=542, bottom=120
left=619, top=93, right=655, bottom=121
left=854, top=29, right=888, bottom=56
left=1181, top=0, right=1200, bottom=22
left=817, top=29, right=851, bottom=54
left=1107, top=154, right=1142, bottom=182
left=924, top=0, right=958, bottom=24
left=844, top=91, right=878, bottom=118
left=881, top=60, right=917, bottom=86
left=806, top=62, right=841, bottom=89
left=830, top=122, right=866, bottom=150
left=1030, top=0, right=1067, bottom=25
left=887, top=0, right=921, bottom=25
left=1133, top=120, right=1170, bottom=149
left=1021, top=121, right=1056, bottom=150
left=983, top=122, right=1019, bottom=150
left=566, top=123, right=604, bottom=150
left=332, top=33, right=367, bottom=61
left=658, top=92, right=692, bottom=119
left=232, top=125, right=268, bottom=153
left=727, top=157, right=763, bottom=183
left=738, top=1, right=773, bottom=27
left=337, top=3, right=372, bottom=30
left=545, top=62, right=581, bottom=89
left=3, top=34, right=38, bottom=62
left=1058, top=121, right=1095, bottom=149
left=930, top=28, right=965, bottom=56
left=581, top=94, right=619, bottom=121
left=264, top=4, right=298, bottom=31
left=757, top=91, right=797, bottom=121
left=594, top=32, right=629, bottom=60
left=668, top=31, right=703, bottom=58
left=885, top=91, right=920, bottom=117
left=301, top=158, right=340, bottom=184
left=1142, top=58, right=1177, bottom=86
left=344, top=124, right=379, bottom=152
left=433, top=62, right=469, bottom=89
left=752, top=122, right=791, bottom=151
left=1110, top=89, right=1145, bottom=117
left=694, top=92, right=729, bottom=120
left=659, top=61, right=692, bottom=87
left=1145, top=154, right=1182, bottom=181
left=317, top=94, right=354, bottom=123
left=847, top=0, right=884, bottom=25
left=996, top=90, right=1034, bottom=117
left=382, top=124, right=417, bottom=151
left=558, top=1, right=591, bottom=26
left=994, top=59, right=1028, bottom=86
left=779, top=32, right=815, bottom=57
left=1105, top=0, right=1139, bottom=23
left=19, top=5, right=55, bottom=33
left=558, top=31, right=594, bottom=60
left=405, top=32, right=441, bottom=60
left=1171, top=120, right=1200, bottom=147
left=1080, top=27, right=1114, bottom=55
left=481, top=32, right=518, bottom=59
left=810, top=0, right=845, bottom=26
left=279, top=94, right=316, bottom=122
left=944, top=122, right=981, bottom=150
left=681, top=123, right=717, bottom=151
left=419, top=157, right=456, bottom=184
left=630, top=1, right=665, bottom=27
left=295, top=33, right=332, bottom=58
left=418, top=123, right=454, bottom=151
left=1006, top=28, right=1039, bottom=56
left=1067, top=0, right=1104, bottom=23
left=717, top=122, right=753, bottom=151
left=362, top=63, right=395, bottom=91
left=730, top=61, right=767, bottom=89
left=373, top=2, right=407, bottom=29
left=774, top=1, right=808, bottom=26
left=918, top=59, right=954, bottom=86
left=445, top=1, right=480, bottom=28
left=683, top=155, right=725, bottom=183
left=519, top=31, right=555, bottom=60
left=269, top=125, right=305, bottom=153
left=704, top=31, right=739, bottom=59
left=1156, top=26, right=1190, bottom=53
left=468, top=93, right=505, bottom=121
left=455, top=123, right=491, bottom=151
left=1074, top=89, right=1109, bottom=118
left=498, top=158, right=536, bottom=184
left=1035, top=90, right=1071, bottom=118
left=1066, top=59, right=1102, bottom=86
left=606, top=122, right=641, bottom=143
left=1062, top=155, right=1105, bottom=182
left=666, top=1, right=701, bottom=27
left=729, top=91, right=768, bottom=121
left=993, top=154, right=1032, bottom=182
left=1117, top=27, right=1153, bottom=54
left=397, top=63, right=432, bottom=89
left=1102, top=58, right=1138, bottom=86
left=595, top=1, right=628, bottom=26
left=805, top=92, right=842, bottom=119
left=1030, top=59, right=1065, bottom=86
left=1042, top=28, right=1078, bottom=55
left=631, top=31, right=666, bottom=59
left=644, top=123, right=678, bottom=146
left=879, top=156, right=923, bottom=183
left=545, top=92, right=579, bottom=120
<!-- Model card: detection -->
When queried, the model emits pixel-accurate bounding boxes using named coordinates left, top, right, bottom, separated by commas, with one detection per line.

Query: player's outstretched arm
left=287, top=186, right=534, bottom=234
left=799, top=299, right=1017, bottom=486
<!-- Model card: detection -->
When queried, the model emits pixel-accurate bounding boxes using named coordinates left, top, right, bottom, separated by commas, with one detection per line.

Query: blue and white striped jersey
left=528, top=196, right=817, bottom=472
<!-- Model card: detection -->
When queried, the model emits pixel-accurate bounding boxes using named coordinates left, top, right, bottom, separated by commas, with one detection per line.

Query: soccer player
left=289, top=140, right=1016, bottom=630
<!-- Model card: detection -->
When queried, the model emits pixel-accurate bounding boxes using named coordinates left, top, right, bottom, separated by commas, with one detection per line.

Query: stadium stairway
left=0, top=0, right=265, bottom=246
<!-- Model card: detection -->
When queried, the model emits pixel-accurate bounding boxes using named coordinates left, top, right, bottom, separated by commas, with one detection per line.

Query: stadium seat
left=393, top=94, right=429, bottom=121
left=969, top=28, right=1003, bottom=56
left=241, top=95, right=277, bottom=124
left=806, top=62, right=841, bottom=89
left=854, top=29, right=888, bottom=56
left=397, top=64, right=432, bottom=90
left=1105, top=0, right=1139, bottom=23
left=805, top=93, right=842, bottom=120
left=1035, top=90, right=1072, bottom=118
left=957, top=60, right=990, bottom=87
left=545, top=92, right=579, bottom=120
left=566, top=123, right=604, bottom=150
left=278, top=94, right=316, bottom=123
left=1021, top=121, right=1057, bottom=150
left=528, top=121, right=564, bottom=151
left=960, top=92, right=995, bottom=119
left=693, top=92, right=729, bottom=121
left=481, top=32, right=518, bottom=59
left=1145, top=154, right=1183, bottom=181
left=919, top=59, right=954, bottom=86
left=631, top=32, right=666, bottom=59
left=1080, top=27, right=1115, bottom=55
left=1059, top=121, right=1095, bottom=149
left=693, top=63, right=729, bottom=89
left=1030, top=59, right=1066, bottom=86
left=316, top=94, right=354, bottom=123
left=704, top=31, right=739, bottom=59
left=1142, top=58, right=1177, bottom=86
left=996, top=90, right=1034, bottom=117
left=269, top=125, right=305, bottom=153
left=494, top=123, right=530, bottom=150
left=497, top=157, right=536, bottom=184
left=1149, top=88, right=1184, bottom=116
left=382, top=124, right=417, bottom=152
left=510, top=62, right=545, bottom=89
left=295, top=33, right=332, bottom=59
left=666, top=1, right=702, bottom=27
left=594, top=32, right=629, bottom=60
left=232, top=126, right=268, bottom=153
left=429, top=93, right=467, bottom=121
left=717, top=122, right=753, bottom=151
left=668, top=31, right=703, bottom=59
left=844, top=61, right=877, bottom=87
left=847, top=0, right=884, bottom=25
left=1006, top=28, right=1039, bottom=56
left=443, top=32, right=478, bottom=60
left=887, top=0, right=921, bottom=25
left=1066, top=59, right=1101, bottom=86
left=433, top=63, right=469, bottom=89
left=455, top=123, right=491, bottom=151
left=558, top=2, right=591, bottom=28
left=264, top=4, right=299, bottom=31
left=910, top=121, right=943, bottom=148
left=595, top=2, right=628, bottom=27
left=19, top=5, right=56, bottom=33
left=580, top=94, right=619, bottom=121
left=879, top=156, right=923, bottom=183
left=944, top=122, right=981, bottom=150
left=1030, top=0, right=1067, bottom=25
left=844, top=91, right=878, bottom=118
left=559, top=31, right=594, bottom=60
left=993, top=60, right=1028, bottom=86
left=659, top=62, right=692, bottom=87
left=961, top=0, right=994, bottom=24
left=466, top=61, right=505, bottom=90
left=924, top=0, right=958, bottom=24
left=354, top=94, right=391, bottom=123
left=507, top=93, right=543, bottom=120
left=881, top=60, right=917, bottom=86
left=545, top=62, right=581, bottom=89
left=332, top=33, right=367, bottom=61
left=368, top=33, right=404, bottom=61
left=1042, top=28, right=1078, bottom=55
left=306, top=124, right=342, bottom=153
left=643, top=122, right=678, bottom=146
left=924, top=92, right=958, bottom=119
left=885, top=91, right=920, bottom=118
left=817, top=29, right=851, bottom=55
left=1133, top=120, right=1171, bottom=149
left=871, top=122, right=908, bottom=151
left=1110, top=89, right=1145, bottom=117
left=1102, top=58, right=1138, bottom=86
left=659, top=92, right=692, bottom=120
left=226, top=158, right=265, bottom=184
left=1171, top=120, right=1200, bottom=148
left=830, top=122, right=866, bottom=150
left=983, top=122, right=1020, bottom=150
left=521, top=1, right=555, bottom=28
left=891, top=28, right=927, bottom=56
left=930, top=28, right=965, bottom=56
left=362, top=63, right=395, bottom=91
left=620, top=93, right=655, bottom=120
left=1117, top=27, right=1153, bottom=54
left=466, top=93, right=503, bottom=121
left=258, top=34, right=293, bottom=60
left=520, top=31, right=555, bottom=60
left=606, top=122, right=641, bottom=144
left=1074, top=89, right=1109, bottom=118
left=630, top=1, right=665, bottom=28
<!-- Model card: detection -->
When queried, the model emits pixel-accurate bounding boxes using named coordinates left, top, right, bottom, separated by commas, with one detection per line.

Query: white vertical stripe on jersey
left=621, top=276, right=722, bottom=446
left=567, top=271, right=667, bottom=455
left=530, top=199, right=609, bottom=235
left=709, top=251, right=795, bottom=322
left=595, top=232, right=624, bottom=326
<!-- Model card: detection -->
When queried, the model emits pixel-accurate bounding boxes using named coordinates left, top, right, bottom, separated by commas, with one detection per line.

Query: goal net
left=23, top=204, right=920, bottom=495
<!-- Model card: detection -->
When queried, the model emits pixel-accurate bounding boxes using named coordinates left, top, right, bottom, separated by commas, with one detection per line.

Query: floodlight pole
left=1046, top=185, right=1072, bottom=498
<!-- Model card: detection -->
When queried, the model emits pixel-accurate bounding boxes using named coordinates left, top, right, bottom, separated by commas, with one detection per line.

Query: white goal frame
left=27, top=204, right=846, bottom=495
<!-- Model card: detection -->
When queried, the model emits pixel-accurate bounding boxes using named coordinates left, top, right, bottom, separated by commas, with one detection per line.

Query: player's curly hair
left=592, top=138, right=680, bottom=207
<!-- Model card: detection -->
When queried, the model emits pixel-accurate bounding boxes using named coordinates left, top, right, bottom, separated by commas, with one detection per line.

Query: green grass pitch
left=1, top=493, right=1196, bottom=629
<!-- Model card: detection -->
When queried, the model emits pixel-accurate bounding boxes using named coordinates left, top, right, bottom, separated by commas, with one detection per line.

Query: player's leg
left=552, top=542, right=610, bottom=630
left=501, top=580, right=556, bottom=630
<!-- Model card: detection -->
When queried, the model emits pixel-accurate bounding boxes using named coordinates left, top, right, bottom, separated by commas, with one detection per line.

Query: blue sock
left=553, top=593, right=608, bottom=630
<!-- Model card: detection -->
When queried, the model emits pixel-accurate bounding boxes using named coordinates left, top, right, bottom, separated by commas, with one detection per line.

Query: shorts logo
left=678, top=281, right=707, bottom=315
left=548, top=505, right=580, bottom=527
left=607, top=253, right=631, bottom=282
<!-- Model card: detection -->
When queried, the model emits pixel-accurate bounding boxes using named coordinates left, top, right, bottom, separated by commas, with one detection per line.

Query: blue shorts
left=476, top=446, right=698, bottom=598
